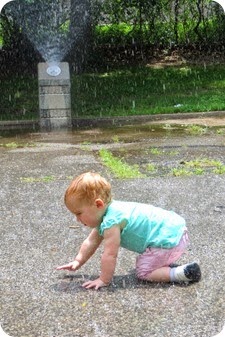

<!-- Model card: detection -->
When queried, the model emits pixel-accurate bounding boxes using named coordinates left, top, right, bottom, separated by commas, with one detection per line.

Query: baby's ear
left=95, top=198, right=105, bottom=208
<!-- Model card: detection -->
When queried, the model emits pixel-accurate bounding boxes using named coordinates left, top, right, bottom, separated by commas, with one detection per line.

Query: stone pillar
left=38, top=62, right=72, bottom=130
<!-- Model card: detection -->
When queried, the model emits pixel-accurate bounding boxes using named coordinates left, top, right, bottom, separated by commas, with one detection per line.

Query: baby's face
left=66, top=196, right=105, bottom=228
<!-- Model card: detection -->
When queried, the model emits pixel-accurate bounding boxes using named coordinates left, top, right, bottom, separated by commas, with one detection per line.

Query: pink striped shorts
left=136, top=231, right=189, bottom=280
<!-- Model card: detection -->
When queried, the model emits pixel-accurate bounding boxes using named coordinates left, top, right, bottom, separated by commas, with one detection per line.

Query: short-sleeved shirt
left=97, top=200, right=186, bottom=254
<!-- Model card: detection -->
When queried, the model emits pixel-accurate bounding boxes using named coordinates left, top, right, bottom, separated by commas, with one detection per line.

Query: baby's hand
left=82, top=278, right=108, bottom=290
left=56, top=260, right=80, bottom=271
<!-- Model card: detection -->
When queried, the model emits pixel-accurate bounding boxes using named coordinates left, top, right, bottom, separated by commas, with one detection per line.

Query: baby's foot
left=170, top=262, right=201, bottom=283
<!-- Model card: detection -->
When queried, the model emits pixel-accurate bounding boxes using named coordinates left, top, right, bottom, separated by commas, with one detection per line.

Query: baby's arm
left=82, top=225, right=121, bottom=290
left=56, top=228, right=103, bottom=271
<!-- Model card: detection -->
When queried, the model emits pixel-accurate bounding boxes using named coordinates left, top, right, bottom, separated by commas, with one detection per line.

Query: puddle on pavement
left=1, top=123, right=225, bottom=178
left=1, top=124, right=179, bottom=144
left=0, top=122, right=222, bottom=144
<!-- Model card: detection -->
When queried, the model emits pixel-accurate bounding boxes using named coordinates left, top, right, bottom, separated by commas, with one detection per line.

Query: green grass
left=171, top=168, right=193, bottom=177
left=149, top=147, right=163, bottom=155
left=99, top=147, right=225, bottom=178
left=71, top=64, right=225, bottom=118
left=184, top=158, right=223, bottom=168
left=1, top=64, right=225, bottom=120
left=0, top=75, right=39, bottom=120
left=99, top=148, right=144, bottom=179
left=185, top=125, right=208, bottom=135
left=0, top=141, right=36, bottom=148
left=171, top=157, right=225, bottom=177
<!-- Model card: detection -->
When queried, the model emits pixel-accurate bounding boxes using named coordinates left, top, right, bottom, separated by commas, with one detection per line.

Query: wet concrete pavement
left=1, top=118, right=225, bottom=337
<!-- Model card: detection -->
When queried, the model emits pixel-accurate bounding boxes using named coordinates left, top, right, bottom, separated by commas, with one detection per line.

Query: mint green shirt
left=98, top=200, right=186, bottom=254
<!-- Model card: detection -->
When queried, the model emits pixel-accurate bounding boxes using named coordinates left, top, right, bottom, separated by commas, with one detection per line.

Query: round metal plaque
left=46, top=65, right=61, bottom=77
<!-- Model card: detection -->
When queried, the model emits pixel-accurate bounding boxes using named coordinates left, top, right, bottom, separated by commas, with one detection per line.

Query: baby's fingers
left=82, top=278, right=107, bottom=290
left=82, top=280, right=99, bottom=290
left=56, top=264, right=72, bottom=270
left=56, top=260, right=79, bottom=271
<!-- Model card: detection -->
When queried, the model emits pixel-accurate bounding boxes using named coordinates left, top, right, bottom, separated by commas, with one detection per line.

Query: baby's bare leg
left=138, top=263, right=201, bottom=283
left=143, top=267, right=171, bottom=282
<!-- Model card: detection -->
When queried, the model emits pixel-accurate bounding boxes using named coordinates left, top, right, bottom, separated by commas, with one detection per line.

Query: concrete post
left=38, top=62, right=72, bottom=130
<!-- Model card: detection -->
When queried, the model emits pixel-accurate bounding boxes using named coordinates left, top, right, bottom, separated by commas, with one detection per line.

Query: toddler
left=56, top=172, right=201, bottom=290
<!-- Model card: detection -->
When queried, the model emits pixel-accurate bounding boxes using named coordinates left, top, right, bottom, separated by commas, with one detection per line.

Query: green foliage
left=171, top=168, right=193, bottom=177
left=171, top=157, right=225, bottom=177
left=99, top=148, right=144, bottom=179
left=213, top=165, right=225, bottom=174
left=95, top=23, right=134, bottom=44
left=0, top=141, right=35, bottom=148
left=146, top=163, right=156, bottom=172
left=92, top=0, right=225, bottom=47
left=185, top=125, right=208, bottom=135
left=71, top=64, right=225, bottom=118
left=94, top=21, right=193, bottom=46
left=150, top=148, right=163, bottom=155
left=184, top=158, right=223, bottom=168
left=59, top=19, right=70, bottom=33
left=0, top=76, right=39, bottom=120
left=2, top=142, right=19, bottom=148
left=1, top=0, right=225, bottom=57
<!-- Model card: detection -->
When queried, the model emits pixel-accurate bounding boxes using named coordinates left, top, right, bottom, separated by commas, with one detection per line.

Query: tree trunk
left=174, top=0, right=179, bottom=45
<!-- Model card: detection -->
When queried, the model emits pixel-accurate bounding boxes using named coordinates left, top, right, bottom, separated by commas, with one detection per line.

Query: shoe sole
left=184, top=262, right=201, bottom=282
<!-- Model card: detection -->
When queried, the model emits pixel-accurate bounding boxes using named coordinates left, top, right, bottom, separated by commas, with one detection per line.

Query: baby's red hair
left=64, top=172, right=112, bottom=206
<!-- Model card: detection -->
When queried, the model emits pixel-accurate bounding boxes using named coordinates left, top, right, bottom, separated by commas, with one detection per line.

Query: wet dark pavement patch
left=1, top=122, right=225, bottom=337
